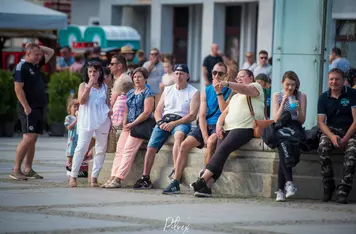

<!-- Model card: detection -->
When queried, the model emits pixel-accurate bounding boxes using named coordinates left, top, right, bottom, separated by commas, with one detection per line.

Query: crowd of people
left=9, top=42, right=356, bottom=204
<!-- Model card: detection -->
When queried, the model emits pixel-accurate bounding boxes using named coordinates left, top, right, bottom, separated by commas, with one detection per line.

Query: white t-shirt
left=162, top=84, right=198, bottom=117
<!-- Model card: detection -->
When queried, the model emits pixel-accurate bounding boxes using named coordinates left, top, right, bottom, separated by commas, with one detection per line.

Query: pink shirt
left=111, top=94, right=127, bottom=127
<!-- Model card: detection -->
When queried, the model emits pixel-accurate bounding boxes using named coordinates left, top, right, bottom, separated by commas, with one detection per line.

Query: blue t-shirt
left=57, top=56, right=75, bottom=68
left=205, top=85, right=231, bottom=124
left=329, top=58, right=351, bottom=72
left=126, top=87, right=155, bottom=123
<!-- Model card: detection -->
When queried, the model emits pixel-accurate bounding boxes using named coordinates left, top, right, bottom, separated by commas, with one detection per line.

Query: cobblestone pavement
left=1, top=136, right=356, bottom=234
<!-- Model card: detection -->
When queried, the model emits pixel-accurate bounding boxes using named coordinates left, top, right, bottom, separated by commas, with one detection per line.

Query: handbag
left=130, top=118, right=156, bottom=140
left=246, top=95, right=274, bottom=138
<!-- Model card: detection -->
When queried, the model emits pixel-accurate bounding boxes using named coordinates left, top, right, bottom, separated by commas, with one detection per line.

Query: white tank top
left=78, top=84, right=110, bottom=131
left=163, top=84, right=198, bottom=117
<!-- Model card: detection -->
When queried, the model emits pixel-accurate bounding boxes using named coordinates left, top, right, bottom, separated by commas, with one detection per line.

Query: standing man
left=56, top=46, right=74, bottom=71
left=133, top=64, right=200, bottom=189
left=143, top=48, right=165, bottom=95
left=241, top=51, right=257, bottom=71
left=317, top=68, right=356, bottom=204
left=253, top=50, right=272, bottom=78
left=10, top=42, right=54, bottom=180
left=202, top=44, right=223, bottom=86
left=120, top=46, right=136, bottom=67
left=329, top=47, right=351, bottom=72
left=108, top=54, right=133, bottom=107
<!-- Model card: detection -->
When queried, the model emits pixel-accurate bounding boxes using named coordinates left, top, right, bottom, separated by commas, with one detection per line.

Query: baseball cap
left=174, top=64, right=189, bottom=74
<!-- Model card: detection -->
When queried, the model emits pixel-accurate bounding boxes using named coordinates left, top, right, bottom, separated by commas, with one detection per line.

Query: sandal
left=100, top=179, right=112, bottom=188
left=68, top=178, right=77, bottom=187
left=9, top=171, right=28, bottom=181
left=105, top=180, right=122, bottom=189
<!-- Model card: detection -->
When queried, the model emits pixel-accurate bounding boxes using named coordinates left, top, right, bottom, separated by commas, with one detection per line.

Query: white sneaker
left=285, top=181, right=297, bottom=198
left=275, top=189, right=286, bottom=202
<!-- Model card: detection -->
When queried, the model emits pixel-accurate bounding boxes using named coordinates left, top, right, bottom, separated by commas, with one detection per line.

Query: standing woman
left=102, top=67, right=155, bottom=188
left=272, top=71, right=307, bottom=201
left=69, top=61, right=111, bottom=187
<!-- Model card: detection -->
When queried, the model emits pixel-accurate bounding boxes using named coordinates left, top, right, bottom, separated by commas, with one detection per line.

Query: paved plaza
left=0, top=136, right=356, bottom=234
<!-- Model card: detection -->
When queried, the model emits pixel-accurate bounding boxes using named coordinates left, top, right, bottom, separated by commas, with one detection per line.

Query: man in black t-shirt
left=10, top=43, right=54, bottom=181
left=202, top=44, right=223, bottom=86
left=317, top=68, right=356, bottom=204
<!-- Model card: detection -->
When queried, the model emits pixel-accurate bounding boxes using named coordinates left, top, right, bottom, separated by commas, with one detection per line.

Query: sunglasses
left=260, top=57, right=268, bottom=60
left=109, top=62, right=120, bottom=66
left=212, top=70, right=226, bottom=77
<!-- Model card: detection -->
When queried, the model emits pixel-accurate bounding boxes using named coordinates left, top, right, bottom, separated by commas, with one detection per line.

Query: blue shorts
left=147, top=124, right=191, bottom=151
left=188, top=124, right=216, bottom=149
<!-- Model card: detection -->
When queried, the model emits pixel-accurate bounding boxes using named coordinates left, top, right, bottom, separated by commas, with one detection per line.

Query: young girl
left=272, top=71, right=307, bottom=202
left=64, top=99, right=79, bottom=173
left=111, top=79, right=134, bottom=129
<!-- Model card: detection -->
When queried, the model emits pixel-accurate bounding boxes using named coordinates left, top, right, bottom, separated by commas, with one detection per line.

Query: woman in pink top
left=70, top=54, right=84, bottom=73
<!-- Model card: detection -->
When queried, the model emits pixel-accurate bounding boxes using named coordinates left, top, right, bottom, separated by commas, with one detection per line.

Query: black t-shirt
left=317, top=86, right=356, bottom=130
left=203, top=55, right=223, bottom=83
left=13, top=57, right=46, bottom=108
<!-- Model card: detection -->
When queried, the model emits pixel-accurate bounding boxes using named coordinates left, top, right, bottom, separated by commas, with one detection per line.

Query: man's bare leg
left=143, top=147, right=158, bottom=176
left=172, top=132, right=185, bottom=168
left=23, top=134, right=38, bottom=173
left=174, top=136, right=200, bottom=180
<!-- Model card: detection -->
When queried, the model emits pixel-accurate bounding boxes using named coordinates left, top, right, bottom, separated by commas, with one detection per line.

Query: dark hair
left=345, top=68, right=356, bottom=86
left=132, top=67, right=149, bottom=80
left=103, top=67, right=111, bottom=76
left=328, top=68, right=344, bottom=79
left=112, top=54, right=127, bottom=70
left=74, top=53, right=82, bottom=62
left=332, top=47, right=341, bottom=56
left=282, top=71, right=300, bottom=100
left=62, top=46, right=71, bottom=52
left=239, top=69, right=255, bottom=81
left=259, top=50, right=268, bottom=56
left=83, top=61, right=104, bottom=85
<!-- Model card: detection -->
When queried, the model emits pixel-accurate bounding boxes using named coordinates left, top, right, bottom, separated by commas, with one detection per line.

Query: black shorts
left=18, top=107, right=44, bottom=134
left=188, top=124, right=216, bottom=149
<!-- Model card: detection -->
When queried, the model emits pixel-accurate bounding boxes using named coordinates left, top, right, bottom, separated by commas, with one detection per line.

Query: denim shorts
left=189, top=124, right=216, bottom=149
left=147, top=124, right=191, bottom=151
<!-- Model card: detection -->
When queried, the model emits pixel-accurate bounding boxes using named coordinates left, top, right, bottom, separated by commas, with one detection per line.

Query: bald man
left=202, top=43, right=223, bottom=86
left=241, top=52, right=257, bottom=71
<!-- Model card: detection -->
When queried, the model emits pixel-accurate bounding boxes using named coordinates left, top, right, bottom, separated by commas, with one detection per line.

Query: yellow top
left=223, top=82, right=265, bottom=131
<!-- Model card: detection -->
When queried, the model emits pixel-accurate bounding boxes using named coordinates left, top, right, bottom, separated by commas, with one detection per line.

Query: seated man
left=162, top=62, right=232, bottom=194
left=317, top=68, right=356, bottom=204
left=133, top=64, right=200, bottom=189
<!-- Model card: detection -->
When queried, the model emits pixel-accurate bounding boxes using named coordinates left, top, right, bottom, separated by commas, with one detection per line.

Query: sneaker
left=162, top=180, right=180, bottom=195
left=23, top=169, right=43, bottom=179
left=335, top=190, right=348, bottom=204
left=190, top=177, right=206, bottom=192
left=322, top=183, right=335, bottom=202
left=285, top=181, right=297, bottom=198
left=168, top=169, right=175, bottom=181
left=9, top=171, right=28, bottom=181
left=78, top=171, right=88, bottom=178
left=275, top=189, right=286, bottom=202
left=194, top=186, right=212, bottom=197
left=133, top=176, right=153, bottom=189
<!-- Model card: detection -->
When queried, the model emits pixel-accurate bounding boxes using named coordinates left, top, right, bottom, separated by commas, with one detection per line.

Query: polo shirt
left=57, top=56, right=75, bottom=68
left=13, top=57, right=46, bottom=108
left=317, top=86, right=356, bottom=130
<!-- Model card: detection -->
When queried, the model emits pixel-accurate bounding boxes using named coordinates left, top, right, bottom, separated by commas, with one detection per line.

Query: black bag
left=279, top=141, right=300, bottom=168
left=162, top=114, right=182, bottom=123
left=130, top=118, right=156, bottom=140
left=262, top=123, right=277, bottom=149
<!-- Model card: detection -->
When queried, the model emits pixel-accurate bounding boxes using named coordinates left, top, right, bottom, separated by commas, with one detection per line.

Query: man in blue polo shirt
left=317, top=68, right=356, bottom=204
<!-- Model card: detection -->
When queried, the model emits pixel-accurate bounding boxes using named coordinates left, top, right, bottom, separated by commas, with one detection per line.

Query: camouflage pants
left=317, top=127, right=356, bottom=195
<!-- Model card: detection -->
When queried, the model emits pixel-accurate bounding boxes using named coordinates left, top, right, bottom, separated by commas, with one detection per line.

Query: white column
left=150, top=0, right=162, bottom=50
left=213, top=3, right=225, bottom=52
left=99, top=1, right=112, bottom=25
left=257, top=0, right=274, bottom=55
left=200, top=0, right=215, bottom=89
left=160, top=5, right=173, bottom=53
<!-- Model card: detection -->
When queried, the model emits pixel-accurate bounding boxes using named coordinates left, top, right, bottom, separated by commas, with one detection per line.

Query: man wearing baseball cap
left=133, top=64, right=200, bottom=189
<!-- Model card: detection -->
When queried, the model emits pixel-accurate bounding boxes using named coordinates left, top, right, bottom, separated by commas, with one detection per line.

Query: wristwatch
left=217, top=93, right=223, bottom=96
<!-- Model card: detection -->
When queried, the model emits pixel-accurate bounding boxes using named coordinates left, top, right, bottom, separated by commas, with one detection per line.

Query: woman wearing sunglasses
left=69, top=61, right=111, bottom=187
